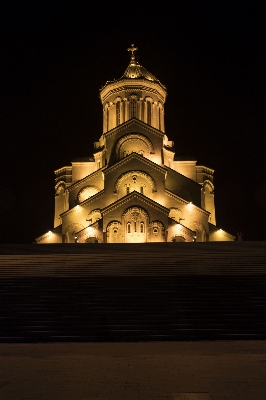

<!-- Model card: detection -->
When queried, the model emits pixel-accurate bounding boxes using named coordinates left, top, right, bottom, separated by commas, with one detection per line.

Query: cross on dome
left=127, top=44, right=138, bottom=60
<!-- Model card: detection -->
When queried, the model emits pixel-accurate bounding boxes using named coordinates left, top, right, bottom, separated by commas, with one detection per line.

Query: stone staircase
left=0, top=242, right=266, bottom=342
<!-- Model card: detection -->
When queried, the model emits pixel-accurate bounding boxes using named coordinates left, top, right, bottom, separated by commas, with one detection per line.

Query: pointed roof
left=120, top=44, right=166, bottom=88
left=101, top=44, right=166, bottom=92
left=101, top=190, right=169, bottom=216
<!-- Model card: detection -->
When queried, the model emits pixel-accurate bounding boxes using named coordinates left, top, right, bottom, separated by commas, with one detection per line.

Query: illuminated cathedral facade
left=36, top=45, right=234, bottom=244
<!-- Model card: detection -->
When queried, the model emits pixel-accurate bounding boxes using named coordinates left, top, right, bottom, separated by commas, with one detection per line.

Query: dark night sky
left=1, top=0, right=266, bottom=243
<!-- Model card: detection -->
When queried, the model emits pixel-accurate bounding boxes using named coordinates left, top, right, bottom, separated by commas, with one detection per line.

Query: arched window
left=116, top=102, right=120, bottom=125
left=127, top=223, right=131, bottom=233
left=158, top=107, right=161, bottom=130
left=130, top=99, right=136, bottom=118
left=147, top=101, right=151, bottom=124
left=126, top=186, right=130, bottom=195
left=140, top=222, right=144, bottom=233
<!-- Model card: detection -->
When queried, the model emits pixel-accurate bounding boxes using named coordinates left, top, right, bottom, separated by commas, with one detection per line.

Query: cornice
left=100, top=79, right=166, bottom=103
left=163, top=146, right=175, bottom=154
left=104, top=118, right=165, bottom=140
left=165, top=165, right=202, bottom=187
left=165, top=189, right=210, bottom=217
left=102, top=191, right=169, bottom=216
left=196, top=165, right=215, bottom=174
left=60, top=190, right=105, bottom=217
left=209, top=223, right=235, bottom=240
left=104, top=152, right=166, bottom=176
left=67, top=167, right=106, bottom=192
left=54, top=166, right=72, bottom=174
left=35, top=225, right=62, bottom=242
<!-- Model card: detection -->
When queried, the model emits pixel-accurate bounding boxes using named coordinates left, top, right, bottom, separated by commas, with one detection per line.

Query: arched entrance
left=122, top=207, right=148, bottom=243
left=106, top=221, right=123, bottom=243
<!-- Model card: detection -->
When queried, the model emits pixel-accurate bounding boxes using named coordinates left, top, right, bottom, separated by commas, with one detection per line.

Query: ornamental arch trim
left=77, top=185, right=100, bottom=204
left=65, top=223, right=85, bottom=243
left=114, top=170, right=157, bottom=194
left=115, top=133, right=154, bottom=160
left=122, top=206, right=149, bottom=221
left=190, top=221, right=207, bottom=242
left=55, top=181, right=66, bottom=195
left=144, top=96, right=154, bottom=103
left=86, top=209, right=102, bottom=224
left=202, top=180, right=215, bottom=194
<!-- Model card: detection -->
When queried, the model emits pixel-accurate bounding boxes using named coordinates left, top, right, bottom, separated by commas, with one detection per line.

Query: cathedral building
left=36, top=45, right=234, bottom=244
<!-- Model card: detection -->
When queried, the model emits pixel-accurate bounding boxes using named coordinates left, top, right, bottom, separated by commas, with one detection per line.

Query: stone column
left=109, top=102, right=115, bottom=130
left=161, top=108, right=165, bottom=132
left=152, top=102, right=156, bottom=128
left=143, top=101, right=147, bottom=123
left=103, top=105, right=108, bottom=133
left=125, top=99, right=130, bottom=122
left=120, top=101, right=124, bottom=124
left=137, top=100, right=141, bottom=120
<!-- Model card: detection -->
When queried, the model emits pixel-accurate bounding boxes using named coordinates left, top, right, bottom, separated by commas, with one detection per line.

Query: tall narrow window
left=126, top=186, right=130, bottom=195
left=147, top=101, right=151, bottom=125
left=116, top=102, right=120, bottom=125
left=130, top=99, right=136, bottom=118
left=106, top=108, right=109, bottom=131
left=158, top=107, right=161, bottom=131
left=127, top=223, right=131, bottom=233
left=140, top=222, right=144, bottom=233
left=134, top=221, right=137, bottom=232
left=140, top=186, right=144, bottom=194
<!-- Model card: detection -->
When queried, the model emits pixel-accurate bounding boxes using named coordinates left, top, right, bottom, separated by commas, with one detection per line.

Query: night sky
left=2, top=1, right=266, bottom=243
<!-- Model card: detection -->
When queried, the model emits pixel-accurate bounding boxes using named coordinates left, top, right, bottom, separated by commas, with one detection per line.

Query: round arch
left=114, top=170, right=157, bottom=196
left=115, top=133, right=154, bottom=161
left=190, top=221, right=207, bottom=242
left=106, top=221, right=123, bottom=243
left=65, top=223, right=85, bottom=243
left=77, top=185, right=100, bottom=204
left=55, top=181, right=65, bottom=195
left=122, top=206, right=149, bottom=243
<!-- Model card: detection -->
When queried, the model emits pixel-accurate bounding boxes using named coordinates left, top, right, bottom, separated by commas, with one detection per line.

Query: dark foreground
left=0, top=242, right=266, bottom=342
left=1, top=341, right=266, bottom=399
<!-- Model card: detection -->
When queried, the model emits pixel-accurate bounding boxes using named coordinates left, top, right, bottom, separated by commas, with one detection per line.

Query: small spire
left=127, top=44, right=138, bottom=61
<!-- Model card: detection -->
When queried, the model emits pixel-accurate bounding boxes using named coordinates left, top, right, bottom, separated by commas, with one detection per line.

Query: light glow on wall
left=187, top=202, right=193, bottom=210
left=174, top=223, right=181, bottom=232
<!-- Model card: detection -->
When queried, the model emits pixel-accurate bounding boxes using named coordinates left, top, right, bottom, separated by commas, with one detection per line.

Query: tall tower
left=100, top=44, right=167, bottom=133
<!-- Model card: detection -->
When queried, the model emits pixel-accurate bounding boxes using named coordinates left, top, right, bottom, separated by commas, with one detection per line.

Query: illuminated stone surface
left=36, top=46, right=234, bottom=244
left=0, top=341, right=266, bottom=399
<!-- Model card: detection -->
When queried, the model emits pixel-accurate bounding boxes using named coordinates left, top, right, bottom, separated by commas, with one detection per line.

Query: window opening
left=126, top=186, right=130, bottom=195
left=147, top=101, right=151, bottom=124
left=130, top=99, right=136, bottom=118
left=116, top=102, right=120, bottom=125
left=127, top=223, right=131, bottom=233
left=134, top=222, right=137, bottom=232
left=158, top=107, right=161, bottom=130
left=140, top=222, right=144, bottom=233
left=140, top=186, right=144, bottom=194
